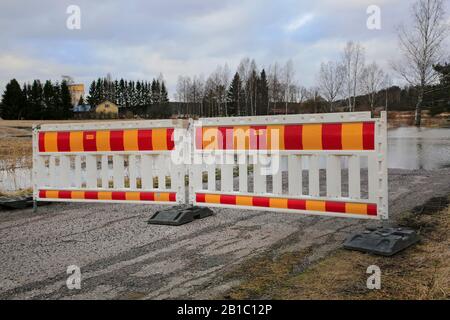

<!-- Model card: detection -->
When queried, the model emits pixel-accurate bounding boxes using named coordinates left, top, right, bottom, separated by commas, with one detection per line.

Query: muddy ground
left=0, top=168, right=449, bottom=299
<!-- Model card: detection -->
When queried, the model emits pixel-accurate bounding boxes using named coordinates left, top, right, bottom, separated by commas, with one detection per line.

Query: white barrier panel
left=33, top=112, right=388, bottom=220
left=190, top=112, right=388, bottom=220
left=33, top=120, right=188, bottom=205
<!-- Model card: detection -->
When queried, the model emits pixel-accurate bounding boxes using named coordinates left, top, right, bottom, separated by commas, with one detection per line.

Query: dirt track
left=0, top=168, right=449, bottom=299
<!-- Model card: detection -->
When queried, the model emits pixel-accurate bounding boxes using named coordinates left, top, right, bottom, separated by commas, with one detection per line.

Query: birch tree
left=360, top=62, right=385, bottom=113
left=393, top=0, right=448, bottom=126
left=318, top=61, right=345, bottom=112
left=342, top=41, right=365, bottom=112
left=282, top=59, right=295, bottom=114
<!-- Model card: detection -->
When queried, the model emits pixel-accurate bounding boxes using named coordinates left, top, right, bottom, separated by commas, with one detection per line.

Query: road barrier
left=33, top=120, right=187, bottom=205
left=33, top=112, right=387, bottom=220
left=190, top=112, right=387, bottom=220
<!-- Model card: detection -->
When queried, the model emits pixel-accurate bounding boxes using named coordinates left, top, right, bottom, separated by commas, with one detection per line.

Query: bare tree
left=342, top=41, right=365, bottom=112
left=176, top=75, right=191, bottom=115
left=318, top=61, right=345, bottom=112
left=282, top=59, right=295, bottom=114
left=268, top=62, right=282, bottom=114
left=360, top=62, right=386, bottom=113
left=383, top=74, right=392, bottom=111
left=393, top=0, right=448, bottom=126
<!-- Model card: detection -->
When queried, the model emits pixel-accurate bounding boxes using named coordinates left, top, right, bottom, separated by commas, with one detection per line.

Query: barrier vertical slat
left=272, top=155, right=282, bottom=195
left=254, top=156, right=266, bottom=194
left=221, top=154, right=233, bottom=192
left=238, top=162, right=248, bottom=193
left=35, top=156, right=46, bottom=189
left=348, top=155, right=360, bottom=198
left=141, top=155, right=153, bottom=189
left=207, top=161, right=216, bottom=191
left=49, top=155, right=56, bottom=187
left=156, top=155, right=165, bottom=189
left=129, top=155, right=137, bottom=189
left=326, top=155, right=341, bottom=198
left=86, top=155, right=97, bottom=188
left=113, top=155, right=124, bottom=189
left=190, top=158, right=202, bottom=201
left=368, top=155, right=378, bottom=202
left=101, top=155, right=109, bottom=188
left=59, top=155, right=70, bottom=188
left=74, top=155, right=82, bottom=188
left=309, top=155, right=319, bottom=197
left=288, top=155, right=301, bottom=196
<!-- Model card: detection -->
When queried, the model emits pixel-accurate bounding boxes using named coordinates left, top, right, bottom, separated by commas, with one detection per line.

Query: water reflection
left=388, top=127, right=450, bottom=170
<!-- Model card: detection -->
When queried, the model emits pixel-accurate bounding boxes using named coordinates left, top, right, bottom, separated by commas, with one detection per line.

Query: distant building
left=68, top=84, right=85, bottom=106
left=95, top=100, right=119, bottom=117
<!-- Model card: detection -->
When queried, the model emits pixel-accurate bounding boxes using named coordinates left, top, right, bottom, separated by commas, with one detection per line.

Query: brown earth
left=219, top=196, right=450, bottom=300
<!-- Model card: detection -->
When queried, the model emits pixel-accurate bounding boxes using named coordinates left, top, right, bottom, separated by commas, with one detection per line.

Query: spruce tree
left=227, top=72, right=244, bottom=116
left=87, top=80, right=97, bottom=106
left=1, top=79, right=25, bottom=119
left=60, top=81, right=73, bottom=119
left=160, top=82, right=169, bottom=103
left=43, top=80, right=54, bottom=118
left=30, top=80, right=43, bottom=119
left=257, top=69, right=269, bottom=115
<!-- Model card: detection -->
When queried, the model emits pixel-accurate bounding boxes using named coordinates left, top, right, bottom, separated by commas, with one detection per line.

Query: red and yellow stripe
left=196, top=193, right=377, bottom=216
left=195, top=122, right=375, bottom=151
left=38, top=128, right=175, bottom=152
left=39, top=190, right=176, bottom=202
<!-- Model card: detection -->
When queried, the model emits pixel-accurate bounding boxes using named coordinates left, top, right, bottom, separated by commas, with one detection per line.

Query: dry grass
left=0, top=138, right=32, bottom=171
left=0, top=188, right=32, bottom=197
left=221, top=197, right=450, bottom=300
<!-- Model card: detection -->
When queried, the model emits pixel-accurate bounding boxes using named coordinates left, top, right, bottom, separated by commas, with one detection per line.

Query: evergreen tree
left=29, top=80, right=43, bottom=119
left=87, top=80, right=97, bottom=106
left=257, top=69, right=269, bottom=115
left=43, top=80, right=55, bottom=118
left=119, top=78, right=126, bottom=106
left=227, top=73, right=244, bottom=116
left=96, top=78, right=103, bottom=102
left=160, top=82, right=169, bottom=103
left=60, top=81, right=72, bottom=119
left=151, top=79, right=160, bottom=104
left=1, top=79, right=25, bottom=119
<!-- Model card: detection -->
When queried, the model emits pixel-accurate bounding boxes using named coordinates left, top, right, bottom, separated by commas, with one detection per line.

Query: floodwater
left=1, top=127, right=450, bottom=191
left=388, top=127, right=450, bottom=170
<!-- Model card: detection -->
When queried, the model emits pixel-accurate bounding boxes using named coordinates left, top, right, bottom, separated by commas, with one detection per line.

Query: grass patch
left=220, top=196, right=450, bottom=300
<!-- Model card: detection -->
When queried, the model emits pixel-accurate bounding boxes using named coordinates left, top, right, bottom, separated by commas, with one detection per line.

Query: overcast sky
left=0, top=0, right=448, bottom=99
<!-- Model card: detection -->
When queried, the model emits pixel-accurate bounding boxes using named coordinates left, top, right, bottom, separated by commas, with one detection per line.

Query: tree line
left=175, top=58, right=305, bottom=117
left=87, top=76, right=169, bottom=111
left=0, top=79, right=72, bottom=120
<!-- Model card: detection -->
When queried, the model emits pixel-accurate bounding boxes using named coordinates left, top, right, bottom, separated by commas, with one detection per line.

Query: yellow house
left=95, top=100, right=119, bottom=117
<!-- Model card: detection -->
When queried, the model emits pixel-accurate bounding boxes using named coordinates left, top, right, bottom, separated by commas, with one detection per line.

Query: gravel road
left=0, top=168, right=449, bottom=299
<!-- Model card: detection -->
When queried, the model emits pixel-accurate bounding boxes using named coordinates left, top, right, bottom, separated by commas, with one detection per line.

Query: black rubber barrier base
left=147, top=205, right=214, bottom=226
left=0, top=195, right=33, bottom=210
left=344, top=226, right=420, bottom=256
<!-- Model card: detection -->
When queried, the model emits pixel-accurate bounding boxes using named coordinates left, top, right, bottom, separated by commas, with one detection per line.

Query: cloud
left=284, top=13, right=315, bottom=32
left=0, top=0, right=448, bottom=96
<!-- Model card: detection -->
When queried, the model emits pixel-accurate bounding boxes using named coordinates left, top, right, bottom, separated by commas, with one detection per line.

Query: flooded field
left=388, top=127, right=450, bottom=170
